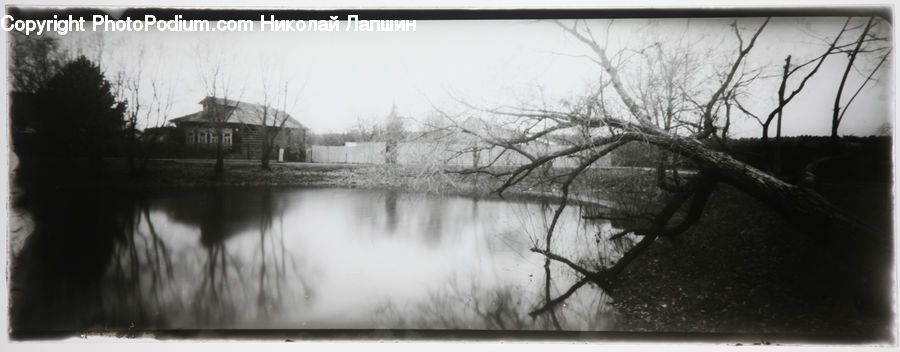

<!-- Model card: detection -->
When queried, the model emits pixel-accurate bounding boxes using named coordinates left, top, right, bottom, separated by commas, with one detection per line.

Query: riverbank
left=12, top=157, right=625, bottom=208
left=607, top=181, right=893, bottom=342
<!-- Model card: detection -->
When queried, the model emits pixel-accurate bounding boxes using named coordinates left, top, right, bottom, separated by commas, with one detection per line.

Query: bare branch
left=697, top=18, right=769, bottom=139
left=528, top=278, right=591, bottom=318
left=838, top=48, right=890, bottom=123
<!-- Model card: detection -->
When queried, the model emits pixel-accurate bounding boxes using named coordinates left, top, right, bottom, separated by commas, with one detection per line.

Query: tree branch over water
left=432, top=18, right=890, bottom=319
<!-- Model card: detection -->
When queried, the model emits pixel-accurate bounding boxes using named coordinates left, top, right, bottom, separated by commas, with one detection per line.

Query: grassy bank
left=11, top=157, right=359, bottom=190
left=13, top=157, right=615, bottom=206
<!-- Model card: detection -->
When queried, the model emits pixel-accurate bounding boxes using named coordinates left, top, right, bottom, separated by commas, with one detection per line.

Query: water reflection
left=10, top=187, right=625, bottom=333
left=11, top=190, right=126, bottom=331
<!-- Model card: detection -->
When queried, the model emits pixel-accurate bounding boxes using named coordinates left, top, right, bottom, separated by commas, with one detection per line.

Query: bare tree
left=734, top=17, right=890, bottom=144
left=725, top=18, right=857, bottom=173
left=258, top=72, right=299, bottom=170
left=85, top=31, right=106, bottom=71
left=114, top=46, right=145, bottom=174
left=628, top=23, right=709, bottom=190
left=196, top=45, right=243, bottom=175
left=379, top=104, right=406, bottom=164
left=9, top=31, right=67, bottom=93
left=733, top=18, right=852, bottom=145
left=350, top=116, right=385, bottom=142
left=112, top=44, right=177, bottom=175
left=436, top=18, right=888, bottom=316
left=138, top=78, right=176, bottom=170
left=831, top=17, right=891, bottom=141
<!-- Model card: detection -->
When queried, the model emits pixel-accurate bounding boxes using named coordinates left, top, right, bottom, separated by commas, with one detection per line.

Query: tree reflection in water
left=251, top=189, right=313, bottom=322
left=12, top=186, right=623, bottom=333
left=373, top=271, right=618, bottom=330
left=163, top=187, right=310, bottom=327
left=538, top=193, right=563, bottom=330
left=372, top=196, right=622, bottom=330
left=10, top=187, right=311, bottom=333
left=102, top=197, right=181, bottom=327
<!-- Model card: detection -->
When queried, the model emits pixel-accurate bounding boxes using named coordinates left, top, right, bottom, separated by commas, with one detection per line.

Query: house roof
left=171, top=96, right=305, bottom=129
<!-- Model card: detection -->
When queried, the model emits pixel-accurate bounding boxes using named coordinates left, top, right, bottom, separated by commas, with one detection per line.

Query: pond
left=10, top=187, right=629, bottom=332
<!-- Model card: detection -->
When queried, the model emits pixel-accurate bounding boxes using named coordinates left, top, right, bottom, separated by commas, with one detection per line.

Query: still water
left=10, top=187, right=625, bottom=332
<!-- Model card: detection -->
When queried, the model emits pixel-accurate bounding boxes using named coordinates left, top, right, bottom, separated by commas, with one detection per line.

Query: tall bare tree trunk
left=773, top=56, right=790, bottom=174
left=214, top=130, right=224, bottom=175
left=832, top=17, right=874, bottom=142
left=261, top=127, right=271, bottom=170
left=127, top=120, right=137, bottom=175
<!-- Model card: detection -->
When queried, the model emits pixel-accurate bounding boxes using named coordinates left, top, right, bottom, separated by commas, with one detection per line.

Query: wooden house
left=171, top=97, right=307, bottom=160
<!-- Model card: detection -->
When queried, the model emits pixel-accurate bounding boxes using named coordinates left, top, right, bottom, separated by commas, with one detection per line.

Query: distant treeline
left=611, top=135, right=891, bottom=182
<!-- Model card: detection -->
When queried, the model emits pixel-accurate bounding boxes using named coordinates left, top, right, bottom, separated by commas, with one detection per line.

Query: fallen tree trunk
left=622, top=127, right=891, bottom=314
left=658, top=132, right=886, bottom=251
left=592, top=118, right=887, bottom=251
left=530, top=133, right=890, bottom=315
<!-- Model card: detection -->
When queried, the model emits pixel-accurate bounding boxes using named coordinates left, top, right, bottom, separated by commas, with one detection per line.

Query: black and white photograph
left=2, top=3, right=897, bottom=348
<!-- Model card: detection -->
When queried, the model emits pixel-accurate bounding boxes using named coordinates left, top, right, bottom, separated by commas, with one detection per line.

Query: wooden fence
left=309, top=142, right=386, bottom=164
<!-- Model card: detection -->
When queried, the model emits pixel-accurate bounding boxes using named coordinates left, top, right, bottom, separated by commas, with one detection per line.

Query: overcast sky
left=57, top=15, right=892, bottom=138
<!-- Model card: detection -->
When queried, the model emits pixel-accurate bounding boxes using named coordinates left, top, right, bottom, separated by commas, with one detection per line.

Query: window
left=200, top=132, right=207, bottom=144
left=224, top=132, right=232, bottom=145
left=210, top=132, right=218, bottom=144
left=187, top=132, right=194, bottom=144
